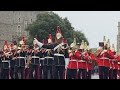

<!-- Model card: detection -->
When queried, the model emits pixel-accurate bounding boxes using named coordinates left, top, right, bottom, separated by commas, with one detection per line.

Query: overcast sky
left=53, top=11, right=120, bottom=49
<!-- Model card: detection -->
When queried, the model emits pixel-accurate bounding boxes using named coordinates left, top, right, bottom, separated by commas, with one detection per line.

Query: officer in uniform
left=39, top=39, right=46, bottom=79
left=25, top=46, right=33, bottom=79
left=62, top=38, right=69, bottom=79
left=107, top=39, right=114, bottom=79
left=78, top=40, right=88, bottom=79
left=9, top=42, right=18, bottom=79
left=29, top=44, right=40, bottom=79
left=1, top=41, right=12, bottom=79
left=85, top=45, right=96, bottom=79
left=96, top=36, right=110, bottom=79
left=14, top=42, right=26, bottom=79
left=34, top=26, right=68, bottom=79
left=44, top=34, right=54, bottom=79
left=67, top=38, right=78, bottom=79
left=1, top=49, right=12, bottom=79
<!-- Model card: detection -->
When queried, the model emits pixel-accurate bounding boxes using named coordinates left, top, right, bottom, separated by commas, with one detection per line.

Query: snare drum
left=2, top=60, right=10, bottom=69
left=31, top=56, right=40, bottom=65
left=15, top=57, right=25, bottom=67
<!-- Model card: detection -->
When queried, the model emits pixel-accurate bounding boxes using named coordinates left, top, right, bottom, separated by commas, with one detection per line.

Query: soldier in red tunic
left=107, top=39, right=114, bottom=79
left=111, top=44, right=118, bottom=79
left=85, top=49, right=96, bottom=79
left=77, top=40, right=88, bottom=79
left=67, top=38, right=78, bottom=79
left=96, top=36, right=110, bottom=79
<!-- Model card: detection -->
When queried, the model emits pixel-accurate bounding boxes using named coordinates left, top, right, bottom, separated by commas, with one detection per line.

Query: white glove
left=34, top=38, right=43, bottom=48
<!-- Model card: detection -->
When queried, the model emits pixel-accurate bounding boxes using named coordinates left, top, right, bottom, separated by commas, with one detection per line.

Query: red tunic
left=97, top=50, right=110, bottom=67
left=85, top=53, right=96, bottom=70
left=107, top=50, right=114, bottom=69
left=78, top=51, right=88, bottom=69
left=67, top=51, right=78, bottom=69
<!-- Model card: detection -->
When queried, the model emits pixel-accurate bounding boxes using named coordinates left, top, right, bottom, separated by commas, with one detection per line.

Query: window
left=19, top=18, right=20, bottom=22
left=17, top=25, right=21, bottom=36
left=31, top=19, right=32, bottom=23
left=18, top=25, right=20, bottom=29
left=24, top=20, right=28, bottom=29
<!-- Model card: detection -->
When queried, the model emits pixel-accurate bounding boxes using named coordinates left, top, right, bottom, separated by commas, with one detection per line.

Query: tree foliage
left=26, top=11, right=89, bottom=45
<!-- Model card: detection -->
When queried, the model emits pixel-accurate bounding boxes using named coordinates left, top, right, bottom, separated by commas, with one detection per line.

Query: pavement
left=91, top=74, right=99, bottom=79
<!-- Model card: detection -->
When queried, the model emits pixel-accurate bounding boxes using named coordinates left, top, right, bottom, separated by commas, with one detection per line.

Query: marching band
left=0, top=26, right=120, bottom=79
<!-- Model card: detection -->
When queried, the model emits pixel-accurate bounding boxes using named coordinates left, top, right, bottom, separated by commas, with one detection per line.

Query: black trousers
left=53, top=66, right=65, bottom=79
left=39, top=65, right=44, bottom=79
left=78, top=69, right=86, bottom=79
left=10, top=60, right=15, bottom=79
left=113, top=69, right=117, bottom=79
left=30, top=64, right=40, bottom=79
left=99, top=66, right=109, bottom=79
left=0, top=67, right=1, bottom=79
left=67, top=69, right=77, bottom=79
left=43, top=65, right=53, bottom=79
left=10, top=67, right=14, bottom=79
left=14, top=66, right=25, bottom=79
left=86, top=70, right=92, bottom=79
left=109, top=69, right=113, bottom=79
left=1, top=69, right=9, bottom=79
left=24, top=67, right=31, bottom=79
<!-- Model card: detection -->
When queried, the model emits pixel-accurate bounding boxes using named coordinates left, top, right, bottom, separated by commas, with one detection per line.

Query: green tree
left=26, top=11, right=89, bottom=45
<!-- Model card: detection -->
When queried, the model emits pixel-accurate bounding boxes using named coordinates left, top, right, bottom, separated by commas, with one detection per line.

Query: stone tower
left=0, top=11, right=45, bottom=48
left=117, top=22, right=120, bottom=52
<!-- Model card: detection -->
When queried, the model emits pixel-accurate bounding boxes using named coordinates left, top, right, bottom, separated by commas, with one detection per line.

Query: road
left=91, top=74, right=99, bottom=79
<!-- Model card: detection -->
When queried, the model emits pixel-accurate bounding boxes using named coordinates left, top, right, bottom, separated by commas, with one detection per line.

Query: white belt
left=54, top=53, right=64, bottom=57
left=40, top=58, right=45, bottom=60
left=17, top=57, right=25, bottom=59
left=2, top=60, right=9, bottom=63
left=44, top=57, right=54, bottom=59
left=32, top=56, right=39, bottom=59
left=78, top=60, right=86, bottom=62
left=118, top=62, right=120, bottom=64
left=70, top=60, right=77, bottom=62
left=100, top=57, right=109, bottom=60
